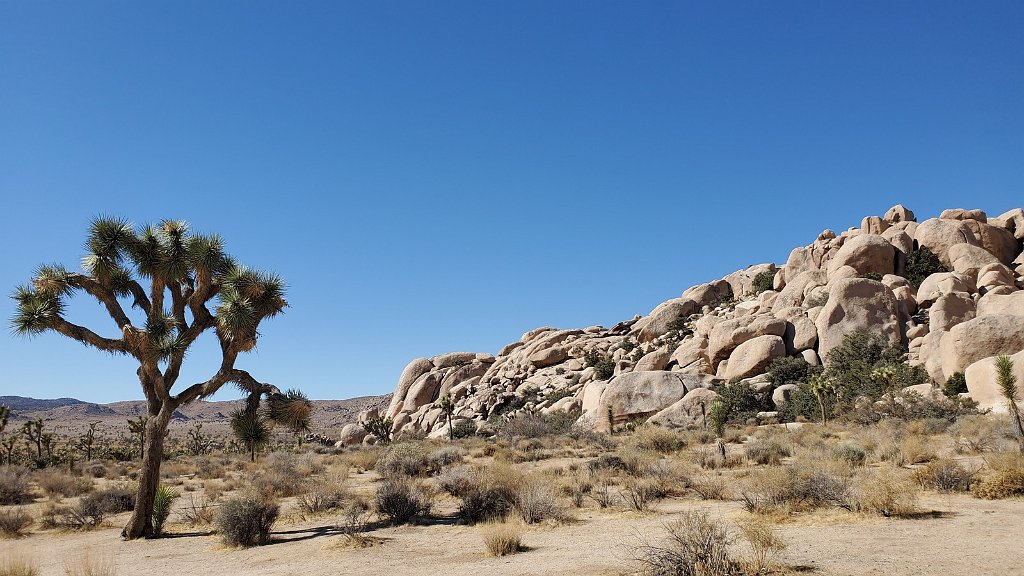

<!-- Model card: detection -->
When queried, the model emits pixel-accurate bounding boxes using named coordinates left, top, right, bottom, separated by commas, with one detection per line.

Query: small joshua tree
left=78, top=421, right=100, bottom=460
left=708, top=399, right=727, bottom=461
left=127, top=416, right=148, bottom=459
left=186, top=423, right=210, bottom=456
left=1, top=435, right=15, bottom=465
left=995, top=355, right=1024, bottom=454
left=438, top=393, right=455, bottom=441
left=230, top=409, right=271, bottom=462
left=810, top=373, right=835, bottom=426
left=362, top=415, right=393, bottom=445
left=21, top=419, right=43, bottom=460
left=0, top=405, right=9, bottom=436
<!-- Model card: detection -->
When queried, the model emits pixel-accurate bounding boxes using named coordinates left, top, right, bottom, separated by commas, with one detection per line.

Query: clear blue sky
left=1, top=1, right=1021, bottom=403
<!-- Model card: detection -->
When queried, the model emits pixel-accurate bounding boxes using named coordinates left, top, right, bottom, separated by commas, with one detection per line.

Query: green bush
left=943, top=372, right=968, bottom=398
left=751, top=270, right=775, bottom=295
left=903, top=246, right=947, bottom=288
left=767, top=356, right=820, bottom=388
left=451, top=419, right=478, bottom=439
left=152, top=485, right=178, bottom=536
left=716, top=379, right=772, bottom=423
left=216, top=495, right=279, bottom=547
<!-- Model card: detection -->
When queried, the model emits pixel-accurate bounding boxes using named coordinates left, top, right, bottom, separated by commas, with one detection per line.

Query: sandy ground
left=4, top=492, right=1023, bottom=576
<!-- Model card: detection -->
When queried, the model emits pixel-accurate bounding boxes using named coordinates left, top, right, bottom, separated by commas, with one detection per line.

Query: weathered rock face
left=724, top=335, right=786, bottom=381
left=597, top=371, right=692, bottom=431
left=964, top=349, right=1024, bottom=413
left=938, top=315, right=1024, bottom=383
left=815, top=278, right=901, bottom=363
left=384, top=204, right=1023, bottom=433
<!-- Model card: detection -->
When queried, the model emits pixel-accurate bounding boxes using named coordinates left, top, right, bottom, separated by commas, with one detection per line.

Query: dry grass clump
left=0, top=466, right=33, bottom=505
left=426, top=446, right=465, bottom=472
left=443, top=463, right=521, bottom=523
left=0, top=555, right=38, bottom=576
left=971, top=453, right=1024, bottom=499
left=744, top=437, right=790, bottom=465
left=193, top=457, right=226, bottom=480
left=690, top=472, right=729, bottom=501
left=628, top=425, right=685, bottom=453
left=481, top=520, right=523, bottom=556
left=741, top=456, right=852, bottom=514
left=250, top=453, right=307, bottom=498
left=35, top=468, right=93, bottom=499
left=949, top=415, right=1008, bottom=454
left=912, top=459, right=976, bottom=493
left=374, top=476, right=432, bottom=525
left=0, top=507, right=33, bottom=537
left=376, top=443, right=430, bottom=477
left=297, top=470, right=349, bottom=515
left=39, top=486, right=136, bottom=531
left=215, top=494, right=279, bottom=547
left=852, top=466, right=919, bottom=517
left=738, top=516, right=788, bottom=575
left=516, top=480, right=564, bottom=523
left=178, top=494, right=215, bottom=526
left=893, top=435, right=936, bottom=466
left=630, top=510, right=736, bottom=576
left=62, top=554, right=116, bottom=576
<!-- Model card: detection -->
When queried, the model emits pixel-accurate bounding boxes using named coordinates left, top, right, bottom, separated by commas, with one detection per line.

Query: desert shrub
left=481, top=521, right=523, bottom=556
left=496, top=411, right=577, bottom=439
left=716, top=379, right=773, bottom=424
left=0, top=466, right=32, bottom=505
left=588, top=453, right=627, bottom=473
left=745, top=437, right=790, bottom=465
left=691, top=472, right=728, bottom=501
left=620, top=479, right=661, bottom=511
left=560, top=472, right=593, bottom=508
left=630, top=425, right=684, bottom=453
left=83, top=462, right=108, bottom=479
left=216, top=495, right=279, bottom=547
left=516, top=480, right=562, bottom=523
left=35, top=469, right=92, bottom=498
left=376, top=443, right=430, bottom=477
left=750, top=270, right=775, bottom=295
left=451, top=419, right=478, bottom=439
left=767, top=356, right=819, bottom=389
left=903, top=246, right=947, bottom=288
left=943, top=372, right=968, bottom=398
left=152, top=485, right=178, bottom=536
left=630, top=510, right=737, bottom=576
left=741, top=458, right=852, bottom=513
left=738, top=517, right=788, bottom=575
left=447, top=464, right=521, bottom=524
left=426, top=446, right=465, bottom=473
left=831, top=444, right=867, bottom=467
left=0, top=554, right=37, bottom=576
left=853, top=466, right=919, bottom=517
left=949, top=415, right=1010, bottom=454
left=894, top=435, right=936, bottom=466
left=374, top=477, right=431, bottom=524
left=343, top=448, right=381, bottom=472
left=81, top=487, right=136, bottom=516
left=297, top=471, right=348, bottom=515
left=913, top=459, right=976, bottom=492
left=972, top=454, right=1024, bottom=499
left=0, top=507, right=33, bottom=538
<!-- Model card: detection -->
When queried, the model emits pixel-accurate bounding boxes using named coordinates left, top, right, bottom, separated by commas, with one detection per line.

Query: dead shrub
left=630, top=510, right=736, bottom=576
left=738, top=516, right=787, bottom=575
left=949, top=415, right=1009, bottom=454
left=376, top=443, right=430, bottom=477
left=741, top=457, right=851, bottom=514
left=374, top=477, right=432, bottom=524
left=297, top=472, right=348, bottom=515
left=853, top=466, right=919, bottom=517
left=426, top=446, right=465, bottom=473
left=516, top=480, right=563, bottom=523
left=691, top=472, right=729, bottom=501
left=895, top=436, right=936, bottom=466
left=177, top=494, right=215, bottom=526
left=971, top=454, right=1024, bottom=499
left=913, top=459, right=976, bottom=493
left=0, top=554, right=38, bottom=576
left=0, top=507, right=33, bottom=538
left=35, top=469, right=93, bottom=499
left=745, top=437, right=790, bottom=465
left=446, top=463, right=522, bottom=524
left=83, top=462, right=108, bottom=479
left=620, top=479, right=661, bottom=511
left=0, top=466, right=33, bottom=505
left=481, top=520, right=523, bottom=556
left=560, top=472, right=592, bottom=508
left=629, top=425, right=685, bottom=453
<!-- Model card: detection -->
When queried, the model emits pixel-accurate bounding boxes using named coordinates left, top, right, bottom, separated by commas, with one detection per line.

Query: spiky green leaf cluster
left=266, top=389, right=312, bottom=432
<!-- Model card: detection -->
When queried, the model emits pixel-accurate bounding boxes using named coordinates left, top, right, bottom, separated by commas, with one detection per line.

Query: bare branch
left=67, top=273, right=133, bottom=330
left=50, top=317, right=126, bottom=354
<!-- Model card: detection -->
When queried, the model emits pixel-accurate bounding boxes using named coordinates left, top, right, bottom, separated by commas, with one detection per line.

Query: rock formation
left=387, top=205, right=1024, bottom=435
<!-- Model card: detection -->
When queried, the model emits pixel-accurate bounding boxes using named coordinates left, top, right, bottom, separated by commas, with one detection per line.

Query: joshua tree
left=22, top=419, right=43, bottom=460
left=438, top=393, right=455, bottom=441
left=11, top=218, right=290, bottom=539
left=0, top=405, right=9, bottom=436
left=78, top=421, right=100, bottom=460
left=230, top=408, right=271, bottom=462
left=361, top=414, right=393, bottom=445
left=127, top=416, right=148, bottom=458
left=1, top=435, right=15, bottom=465
left=267, top=389, right=313, bottom=446
left=810, top=373, right=835, bottom=426
left=995, top=355, right=1024, bottom=454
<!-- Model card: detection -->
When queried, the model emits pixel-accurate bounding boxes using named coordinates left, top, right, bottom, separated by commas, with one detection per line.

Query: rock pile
left=383, top=205, right=1024, bottom=438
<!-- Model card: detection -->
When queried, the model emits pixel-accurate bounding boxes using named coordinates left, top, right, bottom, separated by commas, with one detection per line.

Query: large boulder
left=724, top=264, right=777, bottom=298
left=648, top=387, right=719, bottom=428
left=597, top=371, right=693, bottom=431
left=964, top=349, right=1024, bottom=413
left=683, top=280, right=732, bottom=308
left=992, top=208, right=1024, bottom=240
left=961, top=220, right=1020, bottom=265
left=949, top=243, right=1001, bottom=283
left=977, top=291, right=1024, bottom=317
left=825, top=234, right=896, bottom=279
left=635, top=348, right=673, bottom=371
left=387, top=357, right=435, bottom=418
left=771, top=384, right=801, bottom=410
left=815, top=278, right=901, bottom=363
left=929, top=292, right=976, bottom=332
left=884, top=204, right=916, bottom=224
left=707, top=315, right=787, bottom=365
left=724, top=335, right=786, bottom=381
left=775, top=306, right=818, bottom=354
left=338, top=423, right=368, bottom=447
left=402, top=371, right=444, bottom=413
left=529, top=346, right=569, bottom=368
left=939, top=315, right=1024, bottom=381
left=635, top=298, right=698, bottom=343
left=773, top=270, right=827, bottom=311
left=914, top=218, right=979, bottom=267
left=917, top=272, right=973, bottom=307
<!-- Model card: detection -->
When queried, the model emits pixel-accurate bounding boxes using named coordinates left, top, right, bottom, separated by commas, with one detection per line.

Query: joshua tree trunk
left=123, top=408, right=172, bottom=539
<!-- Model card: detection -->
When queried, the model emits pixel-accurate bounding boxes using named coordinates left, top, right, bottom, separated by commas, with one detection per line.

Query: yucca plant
left=152, top=485, right=179, bottom=537
left=230, top=409, right=271, bottom=462
left=266, top=389, right=313, bottom=446
left=995, top=355, right=1024, bottom=454
left=10, top=217, right=297, bottom=539
left=438, top=393, right=455, bottom=441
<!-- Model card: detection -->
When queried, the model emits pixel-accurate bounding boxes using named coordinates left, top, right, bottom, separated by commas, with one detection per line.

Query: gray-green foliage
left=152, top=485, right=178, bottom=536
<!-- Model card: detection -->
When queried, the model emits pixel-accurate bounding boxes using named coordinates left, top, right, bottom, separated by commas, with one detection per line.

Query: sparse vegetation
left=216, top=495, right=279, bottom=547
